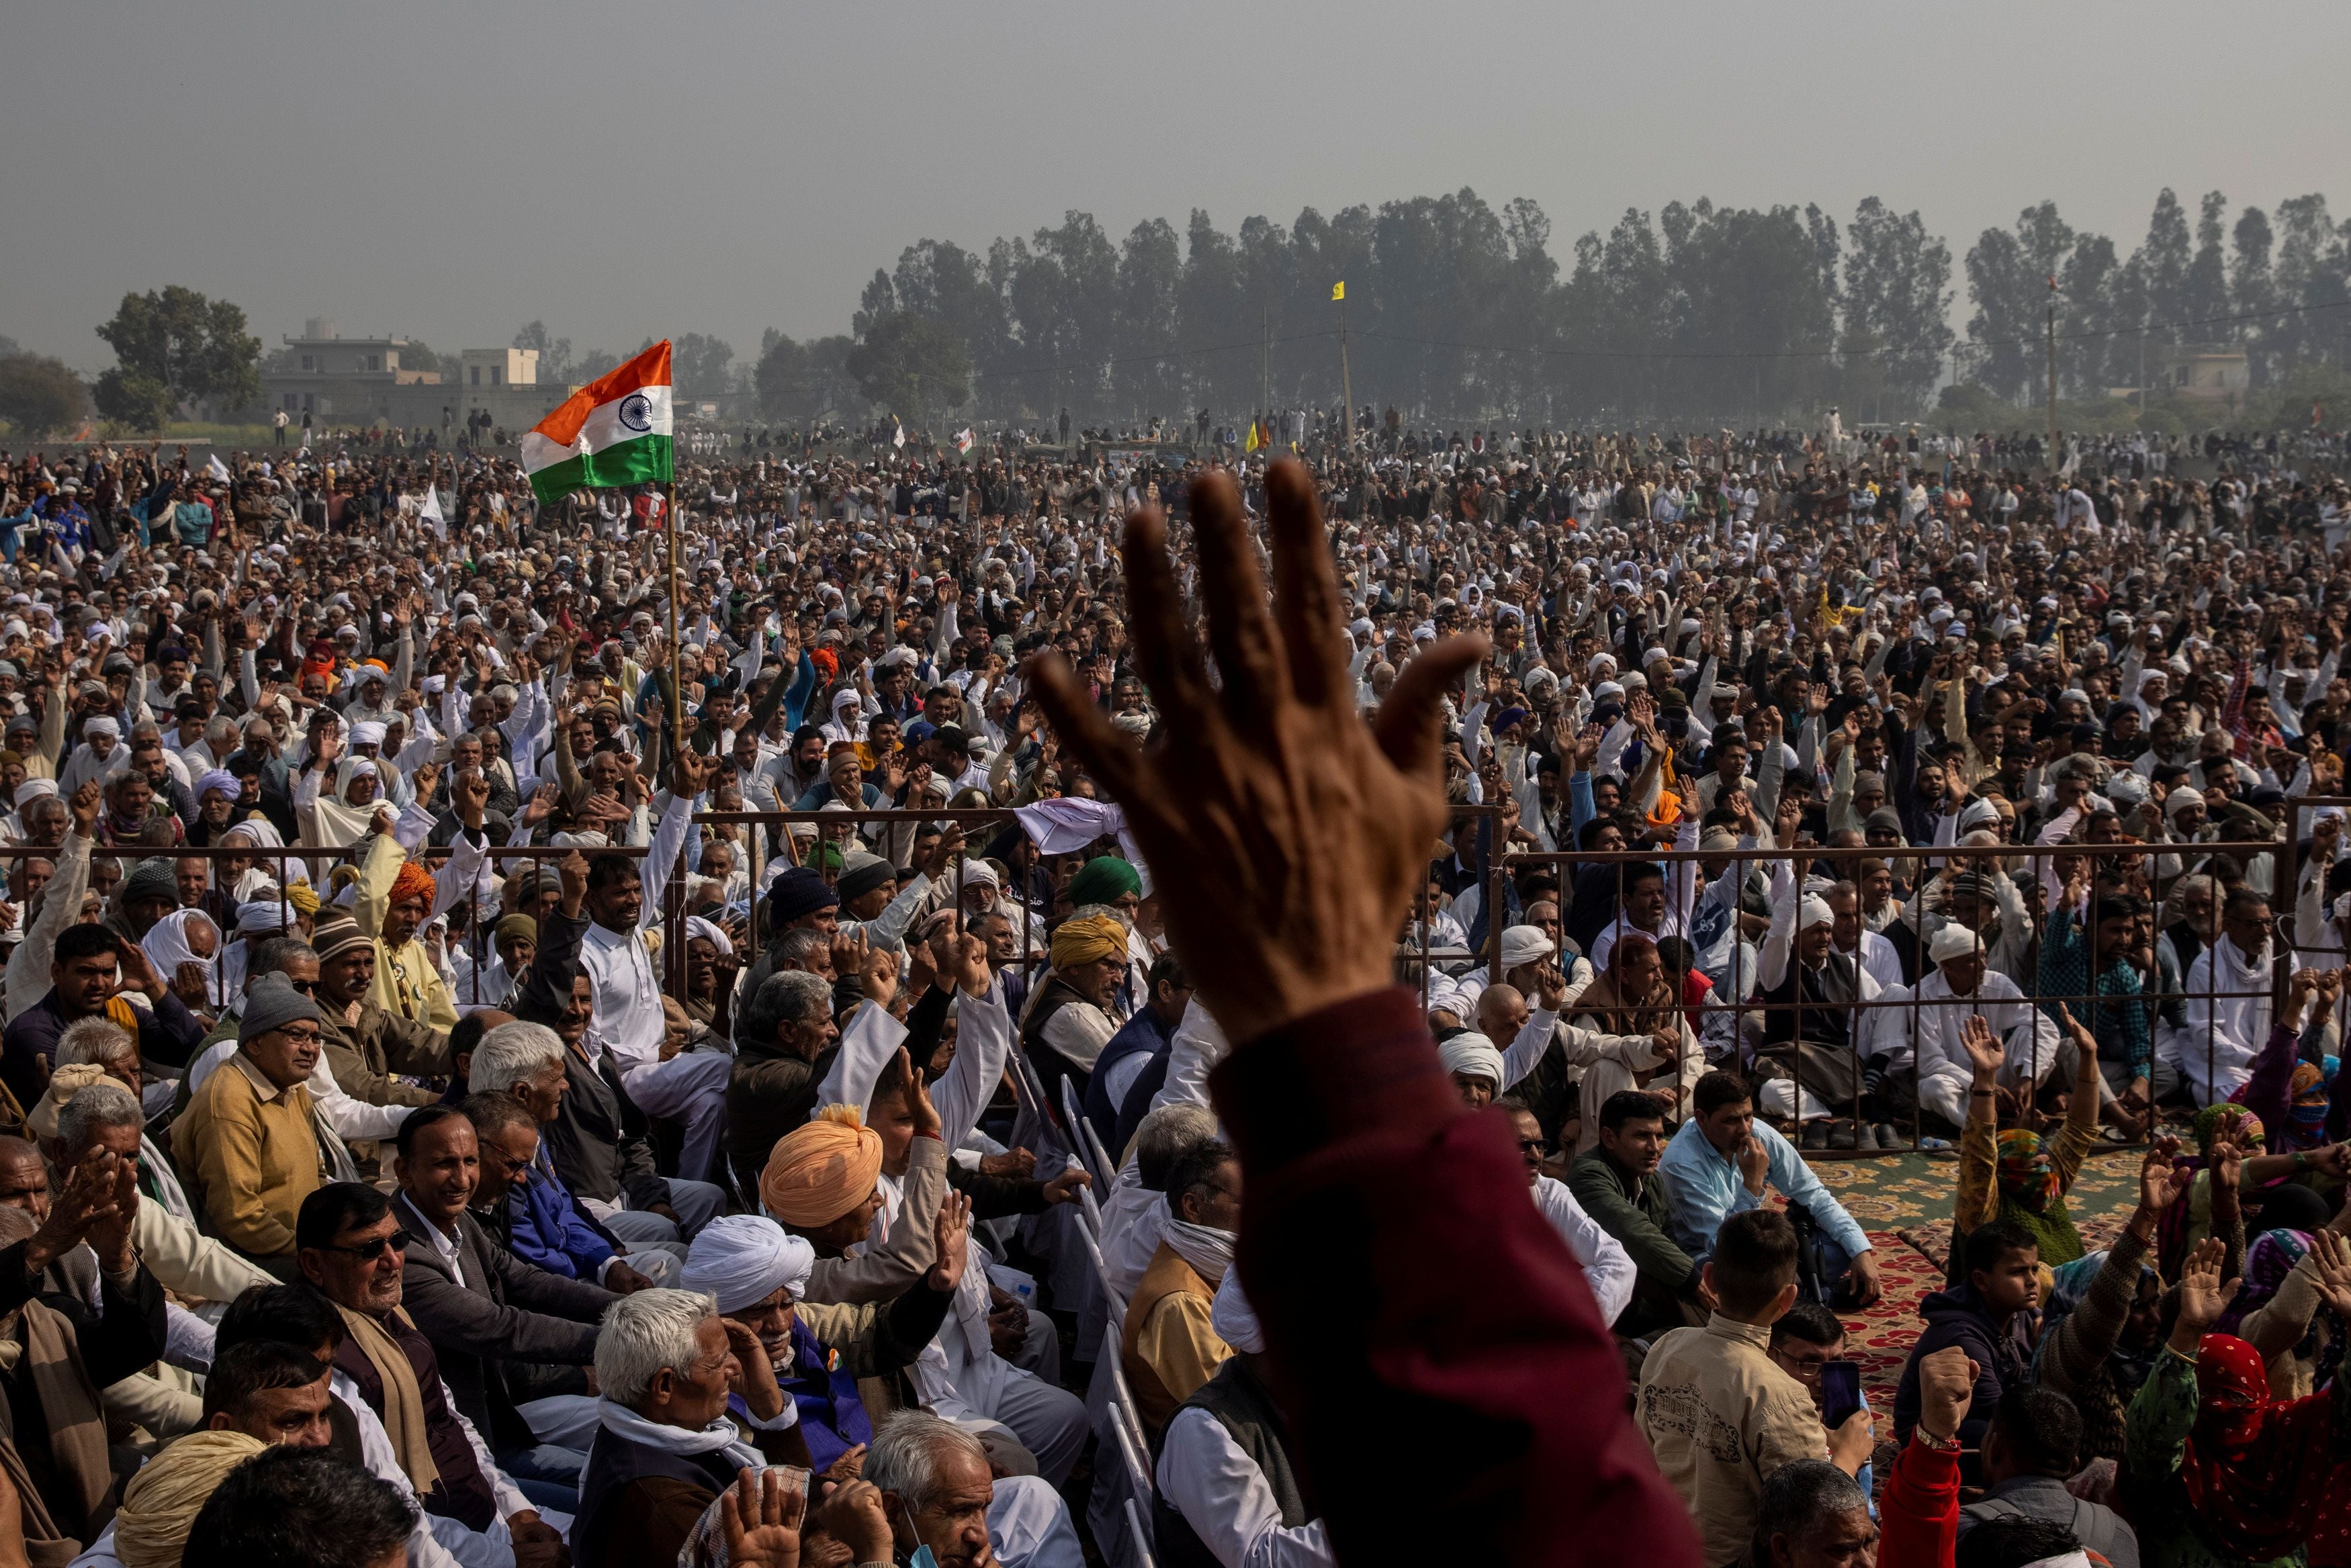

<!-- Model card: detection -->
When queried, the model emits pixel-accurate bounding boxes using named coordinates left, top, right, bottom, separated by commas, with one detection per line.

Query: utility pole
left=2045, top=275, right=2060, bottom=475
left=1336, top=285, right=1356, bottom=452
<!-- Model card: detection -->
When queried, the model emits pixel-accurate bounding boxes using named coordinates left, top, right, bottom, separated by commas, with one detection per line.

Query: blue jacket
left=504, top=1152, right=618, bottom=1283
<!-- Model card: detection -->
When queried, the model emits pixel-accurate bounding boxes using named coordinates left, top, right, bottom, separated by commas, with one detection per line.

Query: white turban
left=1209, top=1267, right=1263, bottom=1354
left=1798, top=895, right=1836, bottom=931
left=13, top=778, right=55, bottom=809
left=1928, top=924, right=1984, bottom=964
left=1437, top=1031, right=1505, bottom=1087
left=958, top=858, right=1000, bottom=890
left=1499, top=924, right=1556, bottom=970
left=350, top=720, right=388, bottom=747
left=82, top=715, right=118, bottom=739
left=685, top=915, right=733, bottom=957
left=682, top=1215, right=815, bottom=1313
left=1957, top=797, right=2002, bottom=833
left=235, top=886, right=295, bottom=935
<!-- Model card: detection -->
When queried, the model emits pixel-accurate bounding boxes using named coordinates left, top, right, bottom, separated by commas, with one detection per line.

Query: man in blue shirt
left=1659, top=1070, right=1883, bottom=1307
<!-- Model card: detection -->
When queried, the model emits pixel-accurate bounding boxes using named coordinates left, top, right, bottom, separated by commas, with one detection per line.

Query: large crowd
left=0, top=412, right=2340, bottom=1568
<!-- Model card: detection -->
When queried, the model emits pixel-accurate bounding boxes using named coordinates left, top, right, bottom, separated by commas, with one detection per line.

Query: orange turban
left=760, top=1107, right=883, bottom=1228
left=389, top=860, right=437, bottom=910
left=1050, top=912, right=1127, bottom=972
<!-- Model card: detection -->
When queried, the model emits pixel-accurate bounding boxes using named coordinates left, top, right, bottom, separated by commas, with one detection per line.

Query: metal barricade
left=0, top=834, right=648, bottom=1015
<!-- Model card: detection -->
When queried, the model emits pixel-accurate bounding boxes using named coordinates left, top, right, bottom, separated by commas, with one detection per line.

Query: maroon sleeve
left=1877, top=1440, right=1961, bottom=1568
left=1210, top=986, right=1701, bottom=1568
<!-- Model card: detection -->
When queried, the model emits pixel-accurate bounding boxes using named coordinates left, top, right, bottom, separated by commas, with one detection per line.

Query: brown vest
left=1120, top=1241, right=1216, bottom=1436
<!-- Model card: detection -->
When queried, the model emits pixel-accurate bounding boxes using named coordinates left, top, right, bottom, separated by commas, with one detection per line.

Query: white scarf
left=2208, top=931, right=2273, bottom=1054
left=594, top=1397, right=762, bottom=1473
left=1161, top=1219, right=1235, bottom=1285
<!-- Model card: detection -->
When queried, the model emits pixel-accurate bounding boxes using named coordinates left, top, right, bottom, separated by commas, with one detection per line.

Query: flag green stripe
left=526, top=433, right=674, bottom=505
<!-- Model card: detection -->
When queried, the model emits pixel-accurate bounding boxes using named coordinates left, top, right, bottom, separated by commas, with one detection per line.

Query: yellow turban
left=114, top=1429, right=267, bottom=1568
left=284, top=882, right=320, bottom=916
left=760, top=1107, right=883, bottom=1228
left=28, top=1062, right=109, bottom=1140
left=1051, top=911, right=1128, bottom=972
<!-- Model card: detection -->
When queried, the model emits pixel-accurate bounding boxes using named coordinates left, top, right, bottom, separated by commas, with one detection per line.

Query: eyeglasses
left=276, top=1026, right=323, bottom=1044
left=1516, top=1138, right=1552, bottom=1156
left=280, top=978, right=318, bottom=995
left=318, top=1230, right=412, bottom=1263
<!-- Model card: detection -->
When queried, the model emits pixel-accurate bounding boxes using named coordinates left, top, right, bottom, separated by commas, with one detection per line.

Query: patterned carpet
left=1794, top=1147, right=2145, bottom=1465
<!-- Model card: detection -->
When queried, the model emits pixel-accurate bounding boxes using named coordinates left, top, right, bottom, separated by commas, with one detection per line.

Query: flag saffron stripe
left=531, top=340, right=672, bottom=449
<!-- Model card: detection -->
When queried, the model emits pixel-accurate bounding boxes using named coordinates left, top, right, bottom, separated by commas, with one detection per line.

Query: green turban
left=1066, top=856, right=1141, bottom=907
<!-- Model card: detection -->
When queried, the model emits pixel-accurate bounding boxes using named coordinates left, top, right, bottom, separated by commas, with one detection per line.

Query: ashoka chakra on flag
left=521, top=340, right=675, bottom=504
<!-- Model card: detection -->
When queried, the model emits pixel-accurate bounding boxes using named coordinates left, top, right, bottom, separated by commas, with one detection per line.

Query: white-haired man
left=469, top=1017, right=724, bottom=1258
left=822, top=1408, right=1088, bottom=1568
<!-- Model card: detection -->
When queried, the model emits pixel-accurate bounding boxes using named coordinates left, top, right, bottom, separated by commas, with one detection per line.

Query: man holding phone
left=1638, top=1209, right=1874, bottom=1567
left=1770, top=1301, right=1874, bottom=1504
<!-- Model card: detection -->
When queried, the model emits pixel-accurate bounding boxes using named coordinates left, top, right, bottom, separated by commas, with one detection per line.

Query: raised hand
left=2170, top=1236, right=2240, bottom=1348
left=927, top=1190, right=973, bottom=1292
left=558, top=848, right=589, bottom=915
left=1959, top=1011, right=2006, bottom=1084
left=2135, top=1137, right=2188, bottom=1219
left=1914, top=1344, right=1980, bottom=1444
left=719, top=1467, right=807, bottom=1568
left=2051, top=1001, right=2098, bottom=1066
left=1024, top=461, right=1484, bottom=1040
left=2309, top=1229, right=2351, bottom=1319
left=67, top=780, right=99, bottom=839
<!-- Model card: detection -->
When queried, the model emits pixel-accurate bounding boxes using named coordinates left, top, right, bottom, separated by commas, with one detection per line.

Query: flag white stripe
left=520, top=385, right=674, bottom=475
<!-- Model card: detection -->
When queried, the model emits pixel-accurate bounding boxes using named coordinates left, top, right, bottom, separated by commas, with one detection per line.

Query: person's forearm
left=1212, top=988, right=1701, bottom=1568
left=1876, top=1439, right=1961, bottom=1568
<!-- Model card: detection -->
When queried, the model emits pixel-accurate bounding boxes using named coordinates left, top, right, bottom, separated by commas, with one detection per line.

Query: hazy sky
left=6, top=0, right=2345, bottom=377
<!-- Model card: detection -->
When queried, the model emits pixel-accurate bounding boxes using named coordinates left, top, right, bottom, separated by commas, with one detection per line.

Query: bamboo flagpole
left=664, top=475, right=686, bottom=993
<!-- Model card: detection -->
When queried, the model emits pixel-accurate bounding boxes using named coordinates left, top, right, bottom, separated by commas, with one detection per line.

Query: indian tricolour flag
left=521, top=340, right=674, bottom=504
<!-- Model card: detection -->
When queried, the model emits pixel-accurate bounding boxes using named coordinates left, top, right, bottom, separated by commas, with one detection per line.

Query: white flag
left=206, top=452, right=230, bottom=483
left=892, top=419, right=905, bottom=450
left=418, top=485, right=445, bottom=528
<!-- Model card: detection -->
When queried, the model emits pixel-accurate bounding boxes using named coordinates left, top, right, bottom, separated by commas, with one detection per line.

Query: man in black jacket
left=391, top=1101, right=613, bottom=1514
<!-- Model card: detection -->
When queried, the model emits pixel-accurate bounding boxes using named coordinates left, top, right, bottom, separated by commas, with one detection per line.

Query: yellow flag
left=1245, top=422, right=1263, bottom=453
left=1331, top=281, right=1345, bottom=302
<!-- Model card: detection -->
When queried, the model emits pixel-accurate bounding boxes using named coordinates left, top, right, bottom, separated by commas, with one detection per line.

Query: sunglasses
left=318, top=1229, right=412, bottom=1263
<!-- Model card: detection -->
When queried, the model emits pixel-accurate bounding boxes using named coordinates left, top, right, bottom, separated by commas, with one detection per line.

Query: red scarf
left=2181, top=1333, right=2336, bottom=1561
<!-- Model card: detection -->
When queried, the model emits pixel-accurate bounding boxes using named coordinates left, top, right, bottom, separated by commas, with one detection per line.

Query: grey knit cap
left=238, top=974, right=324, bottom=1043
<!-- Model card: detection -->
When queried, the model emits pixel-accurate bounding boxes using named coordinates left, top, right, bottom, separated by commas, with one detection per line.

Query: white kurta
left=2175, top=937, right=2274, bottom=1105
left=1532, top=1175, right=1638, bottom=1326
left=1156, top=1407, right=1336, bottom=1568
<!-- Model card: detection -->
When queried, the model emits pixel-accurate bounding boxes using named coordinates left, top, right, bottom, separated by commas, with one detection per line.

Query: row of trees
left=7, top=186, right=2347, bottom=440
left=822, top=186, right=2351, bottom=428
left=1965, top=191, right=2351, bottom=404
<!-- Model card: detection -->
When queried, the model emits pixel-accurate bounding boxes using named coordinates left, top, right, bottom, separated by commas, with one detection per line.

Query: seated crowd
left=2, top=436, right=2351, bottom=1568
